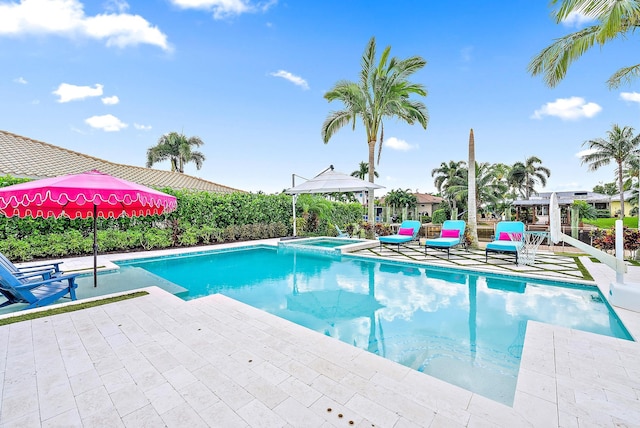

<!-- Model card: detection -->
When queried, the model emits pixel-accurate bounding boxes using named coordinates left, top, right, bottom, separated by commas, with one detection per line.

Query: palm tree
left=448, top=163, right=508, bottom=218
left=581, top=124, right=640, bottom=219
left=351, top=162, right=379, bottom=180
left=529, top=0, right=640, bottom=89
left=467, top=129, right=478, bottom=248
left=431, top=160, right=466, bottom=218
left=146, top=132, right=206, bottom=173
left=322, top=37, right=429, bottom=221
left=508, top=156, right=551, bottom=199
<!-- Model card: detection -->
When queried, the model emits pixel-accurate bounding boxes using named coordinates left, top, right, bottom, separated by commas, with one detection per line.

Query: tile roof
left=0, top=130, right=243, bottom=193
left=414, top=192, right=443, bottom=204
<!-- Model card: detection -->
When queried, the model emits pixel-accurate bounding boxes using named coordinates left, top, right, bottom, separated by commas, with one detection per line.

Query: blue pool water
left=116, top=246, right=631, bottom=405
left=282, top=237, right=364, bottom=248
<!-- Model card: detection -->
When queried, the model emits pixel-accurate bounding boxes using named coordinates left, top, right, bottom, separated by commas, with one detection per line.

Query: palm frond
left=607, top=63, right=640, bottom=88
left=321, top=110, right=353, bottom=143
left=528, top=25, right=601, bottom=87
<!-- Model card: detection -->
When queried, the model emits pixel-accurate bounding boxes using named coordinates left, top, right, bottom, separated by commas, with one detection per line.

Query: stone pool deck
left=1, top=239, right=639, bottom=427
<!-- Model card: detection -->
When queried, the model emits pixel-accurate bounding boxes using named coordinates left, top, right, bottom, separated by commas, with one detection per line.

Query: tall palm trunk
left=367, top=140, right=376, bottom=223
left=618, top=161, right=625, bottom=219
left=467, top=129, right=479, bottom=248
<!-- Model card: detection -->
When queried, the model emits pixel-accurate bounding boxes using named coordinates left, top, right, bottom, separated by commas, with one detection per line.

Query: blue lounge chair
left=0, top=252, right=63, bottom=279
left=378, top=220, right=422, bottom=250
left=485, top=221, right=526, bottom=264
left=335, top=225, right=350, bottom=238
left=0, top=263, right=78, bottom=309
left=424, top=220, right=466, bottom=259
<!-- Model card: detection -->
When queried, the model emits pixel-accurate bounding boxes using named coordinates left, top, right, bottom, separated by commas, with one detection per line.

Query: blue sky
left=1, top=0, right=639, bottom=196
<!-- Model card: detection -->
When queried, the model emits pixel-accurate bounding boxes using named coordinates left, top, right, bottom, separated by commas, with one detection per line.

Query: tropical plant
left=593, top=181, right=619, bottom=195
left=384, top=189, right=417, bottom=210
left=146, top=132, right=206, bottom=173
left=572, top=200, right=598, bottom=220
left=431, top=209, right=447, bottom=224
left=431, top=160, right=466, bottom=218
left=351, top=161, right=379, bottom=180
left=581, top=124, right=640, bottom=219
left=507, top=156, right=551, bottom=199
left=529, top=0, right=640, bottom=89
left=322, top=36, right=429, bottom=221
left=447, top=162, right=508, bottom=218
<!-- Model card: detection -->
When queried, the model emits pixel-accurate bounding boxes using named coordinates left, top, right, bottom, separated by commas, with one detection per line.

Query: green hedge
left=0, top=175, right=365, bottom=261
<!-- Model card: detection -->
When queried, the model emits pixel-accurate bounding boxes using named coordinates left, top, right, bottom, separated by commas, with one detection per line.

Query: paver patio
left=1, top=238, right=639, bottom=427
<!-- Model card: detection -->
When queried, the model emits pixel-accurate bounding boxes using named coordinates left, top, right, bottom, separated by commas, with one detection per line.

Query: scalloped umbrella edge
left=0, top=170, right=178, bottom=287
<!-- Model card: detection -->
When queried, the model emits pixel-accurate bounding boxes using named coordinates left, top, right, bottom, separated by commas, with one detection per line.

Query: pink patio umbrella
left=0, top=170, right=178, bottom=287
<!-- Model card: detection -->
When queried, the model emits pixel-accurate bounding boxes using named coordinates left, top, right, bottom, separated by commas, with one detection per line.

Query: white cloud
left=101, top=95, right=119, bottom=105
left=384, top=137, right=417, bottom=151
left=171, top=0, right=276, bottom=19
left=620, top=92, right=640, bottom=103
left=134, top=123, right=152, bottom=130
left=562, top=11, right=595, bottom=27
left=270, top=70, right=309, bottom=90
left=531, top=97, right=602, bottom=120
left=13, top=77, right=27, bottom=84
left=85, top=114, right=127, bottom=131
left=53, top=83, right=103, bottom=103
left=104, top=0, right=130, bottom=13
left=575, top=148, right=596, bottom=158
left=0, top=0, right=170, bottom=51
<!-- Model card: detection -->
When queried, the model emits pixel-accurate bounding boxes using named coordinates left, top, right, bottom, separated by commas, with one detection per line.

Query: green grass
left=582, top=217, right=639, bottom=229
left=0, top=291, right=148, bottom=326
left=572, top=257, right=594, bottom=281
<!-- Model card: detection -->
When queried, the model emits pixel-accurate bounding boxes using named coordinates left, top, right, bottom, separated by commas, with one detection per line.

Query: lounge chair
left=485, top=221, right=526, bottom=264
left=378, top=220, right=422, bottom=250
left=0, top=263, right=78, bottom=309
left=0, top=252, right=63, bottom=279
left=424, top=220, right=466, bottom=259
left=335, top=225, right=350, bottom=238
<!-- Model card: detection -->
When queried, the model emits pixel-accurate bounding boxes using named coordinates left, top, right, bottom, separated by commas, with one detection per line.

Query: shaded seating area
left=485, top=221, right=526, bottom=264
left=378, top=220, right=421, bottom=250
left=424, top=220, right=466, bottom=259
left=0, top=263, right=78, bottom=309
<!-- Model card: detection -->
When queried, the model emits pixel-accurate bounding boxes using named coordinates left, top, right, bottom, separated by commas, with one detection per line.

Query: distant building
left=414, top=192, right=443, bottom=217
left=512, top=191, right=610, bottom=224
left=609, top=191, right=635, bottom=217
left=0, top=130, right=242, bottom=193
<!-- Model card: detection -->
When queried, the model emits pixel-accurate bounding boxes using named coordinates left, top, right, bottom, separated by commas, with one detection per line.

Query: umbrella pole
left=93, top=204, right=98, bottom=287
left=292, top=195, right=297, bottom=237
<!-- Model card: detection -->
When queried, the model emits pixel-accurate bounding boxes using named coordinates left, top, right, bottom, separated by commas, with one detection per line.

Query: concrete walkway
left=1, top=239, right=640, bottom=427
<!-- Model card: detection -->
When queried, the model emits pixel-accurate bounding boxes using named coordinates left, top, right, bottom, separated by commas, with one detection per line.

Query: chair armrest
left=15, top=273, right=78, bottom=290
left=14, top=269, right=57, bottom=280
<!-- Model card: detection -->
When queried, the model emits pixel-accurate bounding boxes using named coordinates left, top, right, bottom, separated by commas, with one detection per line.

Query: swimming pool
left=114, top=245, right=631, bottom=405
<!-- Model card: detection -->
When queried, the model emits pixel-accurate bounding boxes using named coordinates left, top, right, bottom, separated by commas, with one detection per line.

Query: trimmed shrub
left=432, top=209, right=447, bottom=224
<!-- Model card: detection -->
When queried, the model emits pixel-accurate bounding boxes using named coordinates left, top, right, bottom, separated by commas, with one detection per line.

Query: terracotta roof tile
left=414, top=192, right=443, bottom=204
left=0, top=130, right=243, bottom=193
